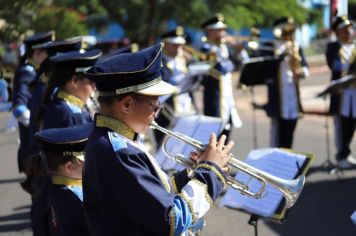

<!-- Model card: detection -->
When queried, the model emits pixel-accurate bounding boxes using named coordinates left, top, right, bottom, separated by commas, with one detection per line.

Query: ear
left=120, top=96, right=133, bottom=114
left=63, top=161, right=73, bottom=175
left=70, top=75, right=79, bottom=88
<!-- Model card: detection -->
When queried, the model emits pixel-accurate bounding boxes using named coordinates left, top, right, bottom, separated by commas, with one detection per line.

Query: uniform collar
left=51, top=175, right=82, bottom=187
left=95, top=114, right=136, bottom=140
left=57, top=90, right=85, bottom=108
left=27, top=58, right=41, bottom=70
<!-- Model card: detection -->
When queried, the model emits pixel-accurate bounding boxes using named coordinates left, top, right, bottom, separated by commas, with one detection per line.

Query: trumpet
left=182, top=45, right=217, bottom=62
left=150, top=121, right=305, bottom=208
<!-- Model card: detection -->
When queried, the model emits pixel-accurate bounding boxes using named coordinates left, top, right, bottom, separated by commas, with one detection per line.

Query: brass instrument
left=282, top=40, right=304, bottom=79
left=150, top=121, right=305, bottom=208
left=223, top=34, right=275, bottom=51
left=182, top=45, right=217, bottom=62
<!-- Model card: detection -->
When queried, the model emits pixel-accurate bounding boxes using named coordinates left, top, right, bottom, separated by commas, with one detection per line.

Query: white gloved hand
left=17, top=109, right=30, bottom=127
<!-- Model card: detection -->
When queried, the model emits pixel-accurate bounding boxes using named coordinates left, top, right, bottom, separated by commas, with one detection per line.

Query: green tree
left=0, top=0, right=318, bottom=45
left=0, top=0, right=101, bottom=41
left=32, top=6, right=88, bottom=40
left=97, top=0, right=311, bottom=45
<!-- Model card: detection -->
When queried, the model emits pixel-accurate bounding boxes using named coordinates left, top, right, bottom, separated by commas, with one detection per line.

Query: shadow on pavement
left=265, top=177, right=356, bottom=236
left=0, top=177, right=25, bottom=185
left=0, top=207, right=31, bottom=232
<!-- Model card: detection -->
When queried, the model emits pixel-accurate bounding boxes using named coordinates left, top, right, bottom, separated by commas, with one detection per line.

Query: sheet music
left=156, top=115, right=223, bottom=171
left=188, top=62, right=211, bottom=77
left=221, top=148, right=306, bottom=218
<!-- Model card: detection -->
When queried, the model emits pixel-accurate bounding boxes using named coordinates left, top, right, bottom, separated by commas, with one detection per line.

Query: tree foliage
left=0, top=0, right=317, bottom=44
left=0, top=0, right=100, bottom=41
left=98, top=0, right=310, bottom=45
left=32, top=6, right=88, bottom=40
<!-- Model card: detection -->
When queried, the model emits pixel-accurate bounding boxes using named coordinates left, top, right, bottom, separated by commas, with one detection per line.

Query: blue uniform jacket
left=12, top=63, right=37, bottom=171
left=325, top=41, right=354, bottom=115
left=261, top=42, right=308, bottom=117
left=42, top=91, right=91, bottom=130
left=12, top=63, right=37, bottom=110
left=83, top=115, right=225, bottom=236
left=48, top=182, right=88, bottom=236
left=200, top=43, right=235, bottom=118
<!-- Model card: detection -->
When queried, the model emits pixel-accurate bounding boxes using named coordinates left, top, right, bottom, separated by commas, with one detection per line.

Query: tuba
left=150, top=121, right=305, bottom=208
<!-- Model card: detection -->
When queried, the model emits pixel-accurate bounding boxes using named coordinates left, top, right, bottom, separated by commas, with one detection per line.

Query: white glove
left=16, top=109, right=30, bottom=127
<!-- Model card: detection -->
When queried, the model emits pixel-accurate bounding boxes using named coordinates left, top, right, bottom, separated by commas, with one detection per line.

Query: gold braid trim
left=57, top=90, right=85, bottom=108
left=209, top=67, right=223, bottom=80
left=178, top=193, right=197, bottom=224
left=169, top=208, right=175, bottom=236
left=51, top=175, right=82, bottom=187
left=170, top=176, right=179, bottom=194
left=196, top=163, right=227, bottom=188
left=156, top=170, right=171, bottom=193
left=190, top=178, right=213, bottom=206
left=95, top=115, right=135, bottom=140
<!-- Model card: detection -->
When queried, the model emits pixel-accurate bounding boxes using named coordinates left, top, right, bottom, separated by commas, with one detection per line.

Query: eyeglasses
left=131, top=94, right=164, bottom=118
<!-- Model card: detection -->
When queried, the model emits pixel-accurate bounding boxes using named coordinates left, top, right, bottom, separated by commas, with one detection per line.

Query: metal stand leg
left=250, top=87, right=258, bottom=149
left=248, top=215, right=259, bottom=236
left=320, top=98, right=342, bottom=176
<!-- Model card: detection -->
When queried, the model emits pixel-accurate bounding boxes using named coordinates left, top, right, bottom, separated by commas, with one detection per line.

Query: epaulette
left=200, top=43, right=211, bottom=53
left=108, top=132, right=127, bottom=151
left=22, top=65, right=35, bottom=73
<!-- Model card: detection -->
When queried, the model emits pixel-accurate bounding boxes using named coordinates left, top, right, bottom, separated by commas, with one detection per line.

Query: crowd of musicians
left=0, top=12, right=354, bottom=235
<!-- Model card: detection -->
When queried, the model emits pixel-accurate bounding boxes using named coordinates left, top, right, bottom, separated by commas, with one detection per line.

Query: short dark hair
left=46, top=152, right=80, bottom=172
left=98, top=92, right=134, bottom=106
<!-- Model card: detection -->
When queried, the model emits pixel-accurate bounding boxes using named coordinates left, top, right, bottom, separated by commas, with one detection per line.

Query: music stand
left=316, top=74, right=356, bottom=174
left=221, top=148, right=314, bottom=236
left=238, top=56, right=282, bottom=148
left=316, top=75, right=356, bottom=98
left=155, top=115, right=224, bottom=171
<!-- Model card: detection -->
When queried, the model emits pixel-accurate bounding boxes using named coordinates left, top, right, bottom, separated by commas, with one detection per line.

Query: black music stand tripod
left=316, top=75, right=356, bottom=175
left=238, top=56, right=282, bottom=149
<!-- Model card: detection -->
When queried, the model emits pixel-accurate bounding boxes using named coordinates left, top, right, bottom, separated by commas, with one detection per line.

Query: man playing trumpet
left=82, top=43, right=234, bottom=236
left=261, top=16, right=309, bottom=149
left=153, top=26, right=197, bottom=146
left=200, top=13, right=244, bottom=140
left=325, top=16, right=356, bottom=169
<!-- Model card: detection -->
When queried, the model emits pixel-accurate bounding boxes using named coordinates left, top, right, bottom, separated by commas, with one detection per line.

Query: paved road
left=0, top=65, right=355, bottom=236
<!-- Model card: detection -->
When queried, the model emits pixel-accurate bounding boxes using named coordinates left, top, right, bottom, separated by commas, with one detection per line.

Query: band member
left=12, top=31, right=54, bottom=172
left=29, top=38, right=83, bottom=133
left=27, top=124, right=91, bottom=236
left=261, top=16, right=309, bottom=148
left=40, top=49, right=101, bottom=130
left=83, top=43, right=234, bottom=235
left=246, top=27, right=263, bottom=58
left=200, top=14, right=243, bottom=140
left=154, top=26, right=197, bottom=145
left=325, top=16, right=356, bottom=168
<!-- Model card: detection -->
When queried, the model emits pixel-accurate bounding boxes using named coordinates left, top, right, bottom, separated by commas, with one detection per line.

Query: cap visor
left=206, top=22, right=227, bottom=30
left=136, top=80, right=177, bottom=96
left=75, top=154, right=85, bottom=162
left=163, top=37, right=186, bottom=45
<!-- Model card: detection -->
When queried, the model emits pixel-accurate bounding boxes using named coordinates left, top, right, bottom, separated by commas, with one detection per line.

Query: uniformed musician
left=83, top=43, right=234, bottom=236
left=200, top=14, right=243, bottom=140
left=39, top=49, right=101, bottom=130
left=325, top=16, right=356, bottom=168
left=29, top=38, right=83, bottom=133
left=26, top=38, right=84, bottom=157
left=27, top=124, right=91, bottom=236
left=12, top=31, right=54, bottom=172
left=154, top=26, right=197, bottom=145
left=261, top=16, right=309, bottom=148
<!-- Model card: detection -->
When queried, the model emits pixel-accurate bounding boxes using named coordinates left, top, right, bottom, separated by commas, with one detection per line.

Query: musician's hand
left=189, top=151, right=201, bottom=163
left=200, top=134, right=234, bottom=171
